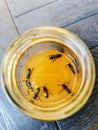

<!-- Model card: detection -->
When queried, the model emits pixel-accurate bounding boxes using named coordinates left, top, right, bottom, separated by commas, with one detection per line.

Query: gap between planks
left=4, top=0, right=20, bottom=34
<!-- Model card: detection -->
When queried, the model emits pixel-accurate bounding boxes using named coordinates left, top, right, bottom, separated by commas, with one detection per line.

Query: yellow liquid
left=21, top=50, right=81, bottom=108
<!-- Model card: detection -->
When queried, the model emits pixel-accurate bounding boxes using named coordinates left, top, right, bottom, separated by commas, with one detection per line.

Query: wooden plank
left=65, top=14, right=98, bottom=49
left=0, top=0, right=18, bottom=63
left=14, top=0, right=98, bottom=33
left=91, top=47, right=98, bottom=84
left=6, top=0, right=57, bottom=17
left=0, top=0, right=18, bottom=129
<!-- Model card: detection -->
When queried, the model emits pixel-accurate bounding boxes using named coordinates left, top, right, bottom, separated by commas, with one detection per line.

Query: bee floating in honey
left=73, top=59, right=80, bottom=73
left=22, top=67, right=34, bottom=92
left=26, top=68, right=31, bottom=79
left=33, top=87, right=40, bottom=99
left=74, top=59, right=79, bottom=66
left=43, top=86, right=49, bottom=98
left=48, top=53, right=62, bottom=62
left=22, top=80, right=34, bottom=91
left=26, top=67, right=34, bottom=79
left=66, top=62, right=76, bottom=74
left=58, top=82, right=71, bottom=94
left=22, top=80, right=31, bottom=87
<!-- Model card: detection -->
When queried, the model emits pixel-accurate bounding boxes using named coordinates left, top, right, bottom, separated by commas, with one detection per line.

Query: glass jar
left=1, top=26, right=95, bottom=121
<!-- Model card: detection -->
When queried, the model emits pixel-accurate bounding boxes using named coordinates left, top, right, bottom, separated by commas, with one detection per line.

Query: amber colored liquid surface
left=21, top=50, right=81, bottom=108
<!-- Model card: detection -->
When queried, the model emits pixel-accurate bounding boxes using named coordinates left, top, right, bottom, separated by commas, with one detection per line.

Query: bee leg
left=37, top=96, right=43, bottom=102
left=48, top=89, right=53, bottom=95
left=50, top=59, right=56, bottom=64
left=59, top=88, right=64, bottom=94
left=31, top=66, right=34, bottom=73
left=71, top=93, right=74, bottom=96
left=30, top=99, right=34, bottom=104
left=27, top=88, right=30, bottom=94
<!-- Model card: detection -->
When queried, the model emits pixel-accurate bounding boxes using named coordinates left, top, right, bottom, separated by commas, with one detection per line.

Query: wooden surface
left=0, top=0, right=98, bottom=130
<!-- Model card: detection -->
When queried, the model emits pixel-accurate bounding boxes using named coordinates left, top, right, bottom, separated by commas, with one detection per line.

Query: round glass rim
left=1, top=26, right=96, bottom=121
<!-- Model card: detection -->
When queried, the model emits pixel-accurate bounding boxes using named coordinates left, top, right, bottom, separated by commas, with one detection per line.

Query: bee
left=57, top=47, right=64, bottom=53
left=33, top=88, right=40, bottom=99
left=22, top=80, right=33, bottom=94
left=26, top=68, right=31, bottom=79
left=67, top=63, right=76, bottom=74
left=73, top=59, right=80, bottom=73
left=23, top=80, right=32, bottom=87
left=29, top=86, right=34, bottom=91
left=58, top=82, right=71, bottom=94
left=26, top=67, right=34, bottom=79
left=43, top=86, right=49, bottom=98
left=48, top=53, right=62, bottom=62
left=30, top=99, right=34, bottom=103
left=74, top=59, right=79, bottom=66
